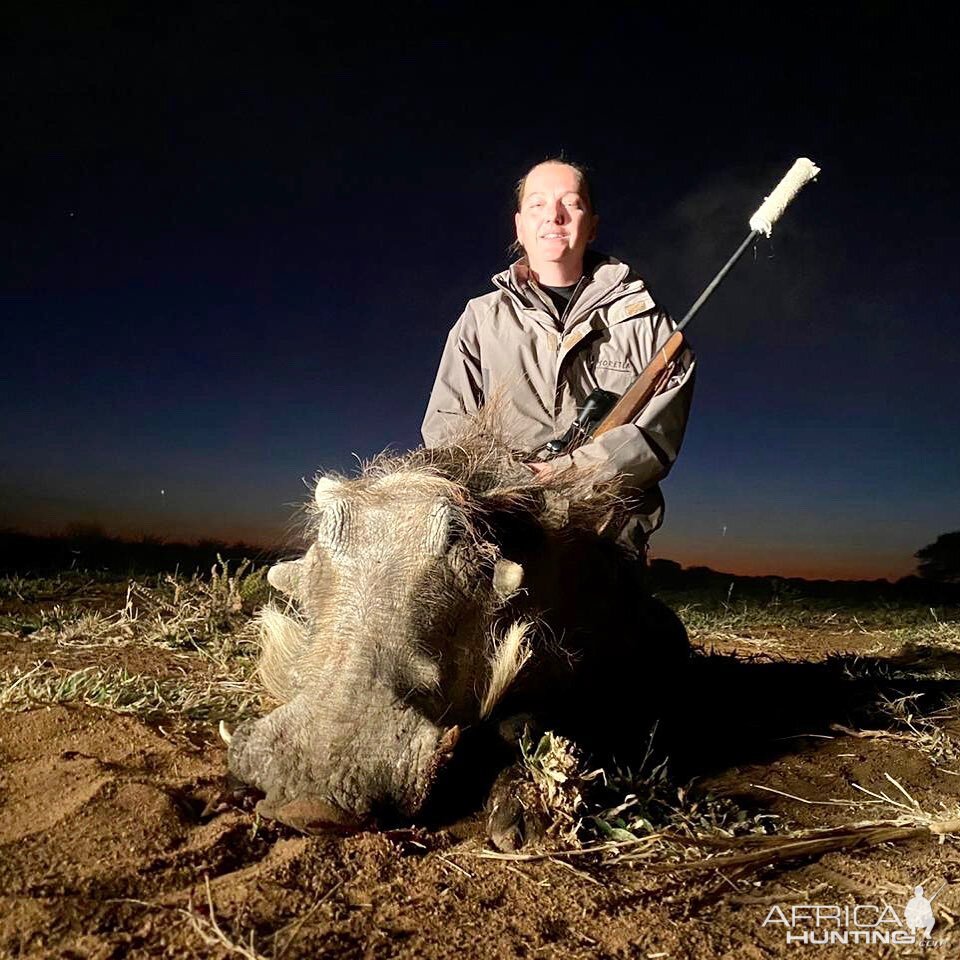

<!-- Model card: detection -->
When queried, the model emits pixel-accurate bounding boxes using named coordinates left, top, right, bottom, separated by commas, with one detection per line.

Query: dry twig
left=638, top=818, right=960, bottom=874
left=184, top=876, right=267, bottom=960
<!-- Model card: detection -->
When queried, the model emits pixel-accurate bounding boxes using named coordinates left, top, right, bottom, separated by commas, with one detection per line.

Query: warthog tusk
left=218, top=720, right=233, bottom=746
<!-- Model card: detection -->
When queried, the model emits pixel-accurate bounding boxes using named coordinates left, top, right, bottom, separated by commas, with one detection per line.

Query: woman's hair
left=508, top=156, right=595, bottom=258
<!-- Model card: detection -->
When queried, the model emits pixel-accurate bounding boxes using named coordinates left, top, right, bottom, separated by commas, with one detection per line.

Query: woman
left=421, top=158, right=695, bottom=551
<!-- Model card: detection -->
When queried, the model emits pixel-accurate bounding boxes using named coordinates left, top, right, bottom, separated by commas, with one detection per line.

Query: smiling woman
left=510, top=160, right=598, bottom=285
left=421, top=157, right=697, bottom=558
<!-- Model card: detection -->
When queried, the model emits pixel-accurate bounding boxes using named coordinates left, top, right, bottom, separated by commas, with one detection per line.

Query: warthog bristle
left=480, top=620, right=533, bottom=719
left=257, top=603, right=309, bottom=702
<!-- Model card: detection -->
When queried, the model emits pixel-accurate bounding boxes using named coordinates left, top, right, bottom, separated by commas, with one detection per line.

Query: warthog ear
left=314, top=475, right=345, bottom=506
left=313, top=477, right=349, bottom=550
left=267, top=559, right=303, bottom=597
left=266, top=544, right=320, bottom=599
left=493, top=559, right=524, bottom=599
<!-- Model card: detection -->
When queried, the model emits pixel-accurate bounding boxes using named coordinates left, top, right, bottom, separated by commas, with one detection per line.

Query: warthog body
left=226, top=422, right=687, bottom=831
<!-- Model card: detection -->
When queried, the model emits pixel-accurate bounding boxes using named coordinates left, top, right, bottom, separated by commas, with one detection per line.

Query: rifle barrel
left=676, top=230, right=757, bottom=334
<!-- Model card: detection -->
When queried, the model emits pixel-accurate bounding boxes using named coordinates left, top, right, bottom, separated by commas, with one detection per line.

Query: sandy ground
left=2, top=586, right=960, bottom=958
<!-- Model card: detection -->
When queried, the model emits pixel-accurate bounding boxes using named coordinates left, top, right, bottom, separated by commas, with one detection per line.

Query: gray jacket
left=421, top=253, right=695, bottom=535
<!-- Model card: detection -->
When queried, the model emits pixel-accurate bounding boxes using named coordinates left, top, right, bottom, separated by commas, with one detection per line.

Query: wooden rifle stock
left=591, top=328, right=687, bottom=439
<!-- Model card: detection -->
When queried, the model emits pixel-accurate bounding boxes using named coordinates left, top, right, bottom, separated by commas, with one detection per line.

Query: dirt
left=3, top=605, right=960, bottom=957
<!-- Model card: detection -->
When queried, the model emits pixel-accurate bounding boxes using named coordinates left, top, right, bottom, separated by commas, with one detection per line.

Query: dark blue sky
left=2, top=5, right=958, bottom=579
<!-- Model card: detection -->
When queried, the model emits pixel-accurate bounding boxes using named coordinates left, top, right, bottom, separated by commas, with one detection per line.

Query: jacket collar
left=491, top=251, right=643, bottom=322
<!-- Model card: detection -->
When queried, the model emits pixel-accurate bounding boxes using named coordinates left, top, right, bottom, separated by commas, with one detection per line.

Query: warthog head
left=226, top=422, right=637, bottom=831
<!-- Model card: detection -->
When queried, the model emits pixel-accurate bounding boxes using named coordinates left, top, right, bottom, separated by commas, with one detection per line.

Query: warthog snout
left=227, top=680, right=461, bottom=829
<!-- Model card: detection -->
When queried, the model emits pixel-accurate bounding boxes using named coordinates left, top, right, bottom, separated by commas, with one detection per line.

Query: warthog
left=224, top=420, right=688, bottom=834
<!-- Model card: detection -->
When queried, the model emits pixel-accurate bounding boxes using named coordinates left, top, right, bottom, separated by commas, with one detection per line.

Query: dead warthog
left=224, top=420, right=688, bottom=834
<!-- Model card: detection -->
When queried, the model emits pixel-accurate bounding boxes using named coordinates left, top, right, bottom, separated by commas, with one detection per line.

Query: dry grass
left=668, top=588, right=959, bottom=642
left=184, top=877, right=269, bottom=960
left=0, top=660, right=263, bottom=722
left=472, top=751, right=960, bottom=877
left=0, top=559, right=272, bottom=725
left=516, top=729, right=603, bottom=846
left=509, top=720, right=784, bottom=865
left=863, top=692, right=960, bottom=769
left=110, top=878, right=272, bottom=960
left=109, top=874, right=345, bottom=960
left=24, top=558, right=268, bottom=660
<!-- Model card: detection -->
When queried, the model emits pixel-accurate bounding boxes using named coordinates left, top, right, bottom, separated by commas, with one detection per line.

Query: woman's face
left=514, top=162, right=598, bottom=273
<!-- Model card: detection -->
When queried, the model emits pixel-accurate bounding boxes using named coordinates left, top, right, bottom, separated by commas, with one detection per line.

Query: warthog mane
left=304, top=405, right=631, bottom=543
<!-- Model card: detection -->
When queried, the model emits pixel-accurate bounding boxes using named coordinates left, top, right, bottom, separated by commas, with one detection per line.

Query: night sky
left=3, top=6, right=957, bottom=580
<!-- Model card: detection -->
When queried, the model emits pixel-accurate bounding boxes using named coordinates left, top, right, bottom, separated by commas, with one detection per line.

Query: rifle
left=540, top=157, right=821, bottom=458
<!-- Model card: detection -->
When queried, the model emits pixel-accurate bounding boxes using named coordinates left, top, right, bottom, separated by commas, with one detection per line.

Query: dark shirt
left=540, top=281, right=579, bottom=322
